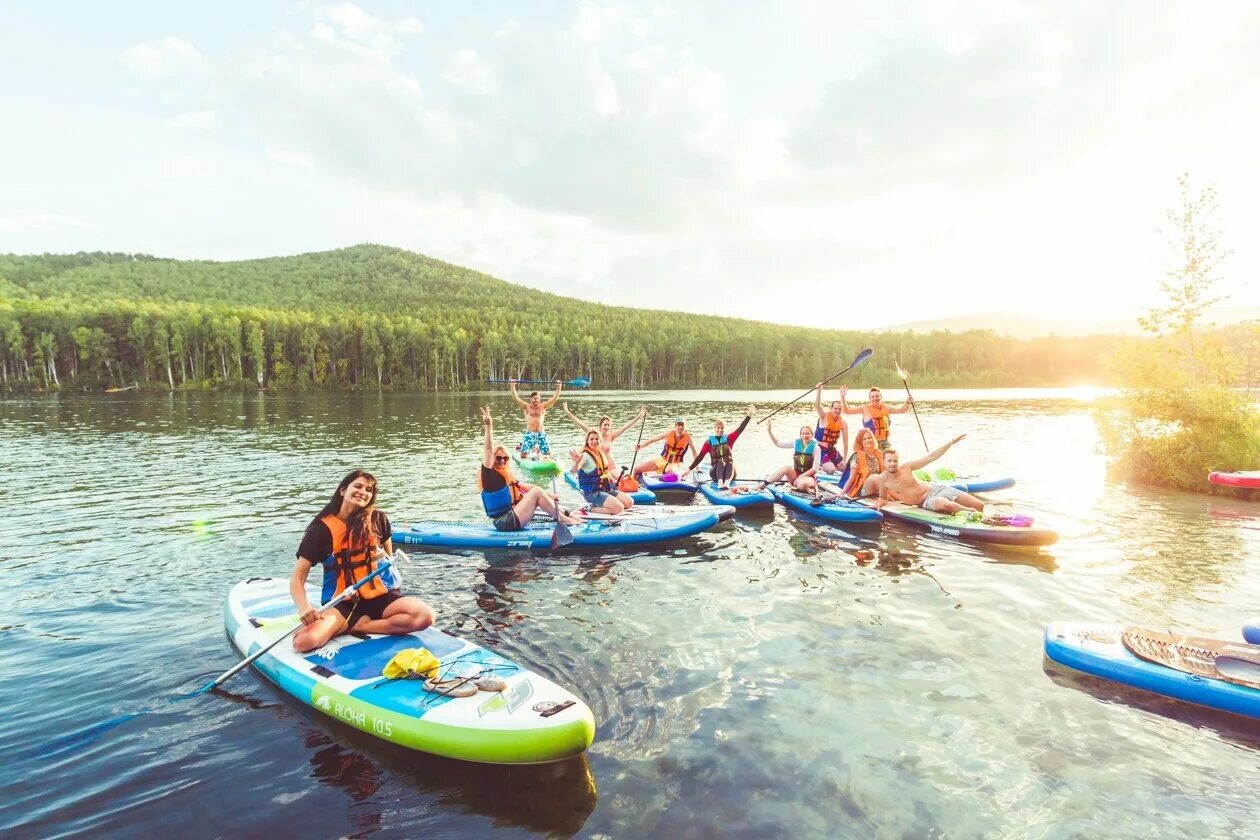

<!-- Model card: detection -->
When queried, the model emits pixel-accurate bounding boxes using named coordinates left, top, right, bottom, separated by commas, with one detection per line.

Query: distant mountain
left=882, top=306, right=1260, bottom=338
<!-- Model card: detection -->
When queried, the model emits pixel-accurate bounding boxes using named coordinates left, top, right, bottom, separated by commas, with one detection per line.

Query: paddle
left=625, top=409, right=649, bottom=480
left=894, top=355, right=930, bottom=451
left=758, top=348, right=874, bottom=424
left=488, top=377, right=591, bottom=388
left=37, top=559, right=396, bottom=758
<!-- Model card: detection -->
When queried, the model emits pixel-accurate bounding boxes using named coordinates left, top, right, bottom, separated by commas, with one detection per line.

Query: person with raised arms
left=633, top=418, right=699, bottom=479
left=840, top=384, right=913, bottom=451
left=813, top=382, right=850, bottom=475
left=873, top=435, right=983, bottom=514
left=686, top=405, right=756, bottom=489
left=290, top=470, right=436, bottom=653
left=509, top=378, right=563, bottom=459
left=569, top=429, right=637, bottom=514
left=759, top=421, right=819, bottom=492
left=480, top=406, right=583, bottom=531
left=562, top=403, right=647, bottom=476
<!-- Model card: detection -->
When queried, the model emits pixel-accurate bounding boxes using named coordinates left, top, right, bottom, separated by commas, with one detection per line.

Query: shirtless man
left=874, top=435, right=984, bottom=514
left=840, top=385, right=913, bottom=451
left=509, top=379, right=562, bottom=458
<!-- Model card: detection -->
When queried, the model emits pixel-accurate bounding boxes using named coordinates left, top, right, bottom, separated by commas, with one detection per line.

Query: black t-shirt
left=480, top=465, right=508, bottom=492
left=296, top=510, right=392, bottom=566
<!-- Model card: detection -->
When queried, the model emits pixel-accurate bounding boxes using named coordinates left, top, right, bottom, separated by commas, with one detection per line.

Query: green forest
left=0, top=245, right=1253, bottom=392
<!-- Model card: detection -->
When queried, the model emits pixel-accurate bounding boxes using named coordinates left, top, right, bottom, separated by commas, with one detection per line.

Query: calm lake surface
left=2, top=389, right=1258, bottom=839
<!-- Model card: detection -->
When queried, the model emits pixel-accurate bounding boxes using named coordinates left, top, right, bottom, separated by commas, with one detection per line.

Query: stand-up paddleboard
left=392, top=507, right=722, bottom=550
left=512, top=453, right=562, bottom=479
left=638, top=471, right=701, bottom=494
left=818, top=470, right=1015, bottom=494
left=697, top=482, right=774, bottom=510
left=1209, top=471, right=1260, bottom=489
left=562, top=470, right=657, bottom=504
left=1044, top=622, right=1260, bottom=720
left=225, top=578, right=595, bottom=763
left=860, top=500, right=1057, bottom=546
left=770, top=486, right=882, bottom=524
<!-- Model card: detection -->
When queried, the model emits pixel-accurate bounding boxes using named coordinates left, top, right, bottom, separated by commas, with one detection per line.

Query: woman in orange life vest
left=812, top=382, right=850, bottom=473
left=568, top=429, right=637, bottom=514
left=632, top=418, right=699, bottom=479
left=760, top=420, right=820, bottom=492
left=838, top=428, right=886, bottom=499
left=479, top=406, right=584, bottom=531
left=686, top=404, right=756, bottom=488
left=839, top=384, right=912, bottom=451
left=562, top=403, right=647, bottom=476
left=290, top=470, right=436, bottom=653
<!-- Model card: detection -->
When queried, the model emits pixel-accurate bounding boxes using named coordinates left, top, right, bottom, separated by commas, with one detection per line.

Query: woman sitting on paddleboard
left=761, top=421, right=819, bottom=492
left=686, top=405, right=755, bottom=489
left=562, top=403, right=646, bottom=480
left=291, top=470, right=435, bottom=653
left=569, top=429, right=637, bottom=514
left=480, top=406, right=584, bottom=531
left=633, top=419, right=699, bottom=479
left=838, top=428, right=885, bottom=498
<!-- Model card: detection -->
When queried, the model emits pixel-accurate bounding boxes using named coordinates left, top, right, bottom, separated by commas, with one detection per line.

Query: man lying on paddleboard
left=290, top=470, right=435, bottom=652
left=509, top=379, right=562, bottom=458
left=873, top=436, right=984, bottom=514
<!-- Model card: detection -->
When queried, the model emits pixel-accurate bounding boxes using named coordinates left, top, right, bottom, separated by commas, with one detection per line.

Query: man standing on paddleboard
left=839, top=385, right=913, bottom=451
left=509, top=379, right=562, bottom=458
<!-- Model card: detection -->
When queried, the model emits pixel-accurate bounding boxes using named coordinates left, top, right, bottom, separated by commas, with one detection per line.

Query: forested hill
left=0, top=244, right=1138, bottom=391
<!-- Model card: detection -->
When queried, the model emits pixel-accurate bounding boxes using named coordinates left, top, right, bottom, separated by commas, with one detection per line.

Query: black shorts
left=492, top=509, right=522, bottom=531
left=335, top=589, right=403, bottom=623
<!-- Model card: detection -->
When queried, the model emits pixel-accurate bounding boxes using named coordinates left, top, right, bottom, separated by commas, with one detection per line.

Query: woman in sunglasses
left=479, top=406, right=584, bottom=531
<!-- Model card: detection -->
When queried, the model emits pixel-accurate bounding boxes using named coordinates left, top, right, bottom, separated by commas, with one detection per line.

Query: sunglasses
left=494, top=455, right=509, bottom=463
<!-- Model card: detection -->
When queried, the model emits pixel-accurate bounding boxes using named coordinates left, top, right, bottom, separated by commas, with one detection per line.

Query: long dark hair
left=315, top=469, right=381, bottom=547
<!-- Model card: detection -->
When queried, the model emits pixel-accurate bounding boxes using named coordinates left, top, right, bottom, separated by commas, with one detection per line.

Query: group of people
left=286, top=378, right=988, bottom=653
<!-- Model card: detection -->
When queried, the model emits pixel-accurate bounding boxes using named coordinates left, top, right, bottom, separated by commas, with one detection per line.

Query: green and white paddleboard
left=225, top=577, right=595, bottom=764
left=513, top=453, right=562, bottom=478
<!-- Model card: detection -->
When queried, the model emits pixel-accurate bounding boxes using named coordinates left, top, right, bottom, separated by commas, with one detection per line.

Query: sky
left=1, top=1, right=1258, bottom=330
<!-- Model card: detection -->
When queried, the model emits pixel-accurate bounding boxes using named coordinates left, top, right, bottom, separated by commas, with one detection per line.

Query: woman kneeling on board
left=687, top=405, right=755, bottom=488
left=480, top=406, right=584, bottom=530
left=569, top=429, right=637, bottom=514
left=291, top=470, right=436, bottom=653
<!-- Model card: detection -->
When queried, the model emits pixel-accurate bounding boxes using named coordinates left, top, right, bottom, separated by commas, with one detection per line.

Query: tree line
left=0, top=245, right=1249, bottom=392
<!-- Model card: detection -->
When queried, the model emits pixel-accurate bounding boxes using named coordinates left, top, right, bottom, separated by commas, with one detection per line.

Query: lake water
left=2, top=389, right=1257, bottom=838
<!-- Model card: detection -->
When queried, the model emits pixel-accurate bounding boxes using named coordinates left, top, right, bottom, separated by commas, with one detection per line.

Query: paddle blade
left=852, top=348, right=874, bottom=369
left=551, top=521, right=574, bottom=549
left=568, top=377, right=592, bottom=388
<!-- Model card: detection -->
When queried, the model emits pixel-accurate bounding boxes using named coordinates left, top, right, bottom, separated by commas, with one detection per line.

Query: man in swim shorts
left=509, top=379, right=562, bottom=457
left=874, top=435, right=984, bottom=514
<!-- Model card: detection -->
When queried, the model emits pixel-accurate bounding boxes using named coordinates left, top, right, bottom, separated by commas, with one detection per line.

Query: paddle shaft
left=206, top=562, right=391, bottom=691
left=895, top=357, right=930, bottom=451
left=626, top=409, right=649, bottom=476
left=758, top=349, right=873, bottom=425
left=487, top=378, right=589, bottom=387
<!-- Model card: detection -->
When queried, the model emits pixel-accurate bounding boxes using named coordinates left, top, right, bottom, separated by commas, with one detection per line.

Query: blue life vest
left=479, top=465, right=523, bottom=518
left=793, top=439, right=815, bottom=474
left=708, top=434, right=732, bottom=464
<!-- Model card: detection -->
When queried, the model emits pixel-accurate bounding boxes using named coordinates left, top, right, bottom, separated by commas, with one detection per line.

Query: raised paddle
left=894, top=356, right=930, bottom=451
left=36, top=558, right=395, bottom=758
left=758, top=348, right=873, bottom=424
left=488, top=377, right=591, bottom=388
left=625, top=408, right=649, bottom=478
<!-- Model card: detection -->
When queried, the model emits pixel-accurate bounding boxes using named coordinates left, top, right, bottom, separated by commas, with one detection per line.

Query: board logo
left=477, top=679, right=533, bottom=717
left=315, top=695, right=332, bottom=710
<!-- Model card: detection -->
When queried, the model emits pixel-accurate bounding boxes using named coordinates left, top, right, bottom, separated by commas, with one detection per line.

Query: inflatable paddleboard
left=770, top=486, right=883, bottom=524
left=225, top=578, right=595, bottom=763
left=862, top=500, right=1057, bottom=546
left=512, top=453, right=562, bottom=479
left=562, top=470, right=657, bottom=504
left=392, top=507, right=721, bottom=550
left=818, top=471, right=1015, bottom=494
left=1209, top=471, right=1260, bottom=489
left=697, top=482, right=774, bottom=510
left=1045, top=622, right=1260, bottom=720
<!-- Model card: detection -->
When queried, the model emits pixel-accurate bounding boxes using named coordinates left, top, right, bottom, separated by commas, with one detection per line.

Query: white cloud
left=441, top=49, right=497, bottom=95
left=119, top=37, right=206, bottom=78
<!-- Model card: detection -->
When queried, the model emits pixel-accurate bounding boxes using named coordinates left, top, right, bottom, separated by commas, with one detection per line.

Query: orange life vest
left=478, top=463, right=524, bottom=518
left=320, top=513, right=388, bottom=601
left=816, top=415, right=845, bottom=448
left=577, top=445, right=614, bottom=493
left=661, top=430, right=691, bottom=462
left=864, top=408, right=891, bottom=441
